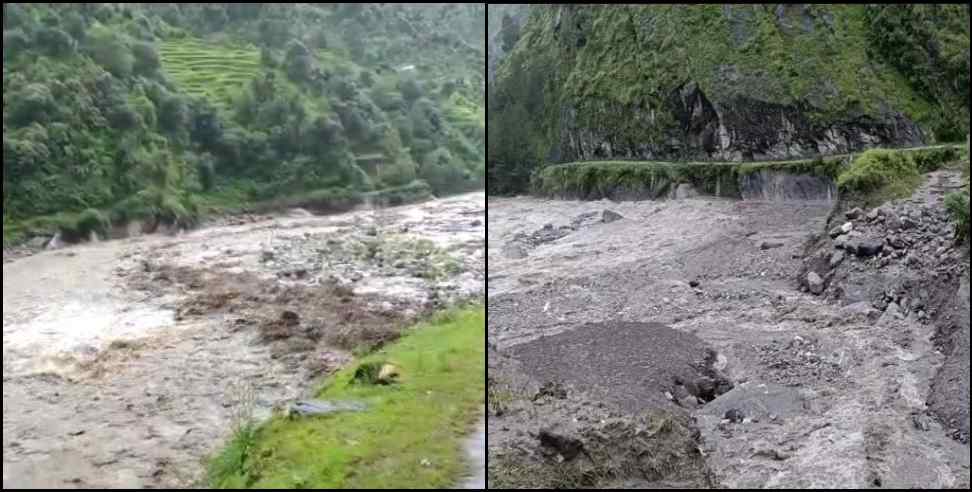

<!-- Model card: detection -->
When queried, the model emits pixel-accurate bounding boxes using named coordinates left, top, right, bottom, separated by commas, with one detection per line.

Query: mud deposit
left=3, top=193, right=484, bottom=489
left=488, top=174, right=969, bottom=489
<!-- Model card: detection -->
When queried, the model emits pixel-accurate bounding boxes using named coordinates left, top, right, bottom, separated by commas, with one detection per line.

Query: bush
left=111, top=188, right=199, bottom=229
left=109, top=103, right=141, bottom=130
left=64, top=12, right=87, bottom=42
left=4, top=4, right=29, bottom=30
left=132, top=42, right=161, bottom=75
left=198, top=155, right=217, bottom=191
left=419, top=147, right=467, bottom=194
left=158, top=95, right=190, bottom=133
left=259, top=19, right=291, bottom=48
left=910, top=147, right=960, bottom=173
left=9, top=83, right=59, bottom=127
left=284, top=40, right=314, bottom=83
left=87, top=28, right=134, bottom=78
left=410, top=98, right=443, bottom=141
left=3, top=29, right=31, bottom=61
left=36, top=27, right=76, bottom=58
left=399, top=77, right=424, bottom=104
left=61, top=208, right=110, bottom=242
left=945, top=192, right=969, bottom=244
left=837, top=149, right=919, bottom=194
left=260, top=47, right=278, bottom=68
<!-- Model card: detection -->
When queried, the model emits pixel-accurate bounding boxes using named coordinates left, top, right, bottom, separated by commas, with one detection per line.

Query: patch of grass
left=208, top=423, right=260, bottom=490
left=945, top=191, right=969, bottom=244
left=208, top=306, right=486, bottom=489
left=837, top=149, right=920, bottom=193
left=3, top=223, right=27, bottom=248
left=159, top=39, right=260, bottom=110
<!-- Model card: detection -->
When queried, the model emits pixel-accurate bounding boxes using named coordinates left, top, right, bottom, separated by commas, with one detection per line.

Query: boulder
left=602, top=210, right=624, bottom=223
left=845, top=208, right=864, bottom=220
left=807, top=272, right=825, bottom=295
left=538, top=428, right=585, bottom=461
left=27, top=236, right=48, bottom=249
left=856, top=241, right=883, bottom=258
left=760, top=241, right=785, bottom=250
left=830, top=250, right=846, bottom=268
left=829, top=222, right=853, bottom=239
left=674, top=183, right=700, bottom=200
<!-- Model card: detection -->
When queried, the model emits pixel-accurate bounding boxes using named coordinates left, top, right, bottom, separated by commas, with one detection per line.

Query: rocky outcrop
left=488, top=5, right=968, bottom=195
left=558, top=88, right=924, bottom=164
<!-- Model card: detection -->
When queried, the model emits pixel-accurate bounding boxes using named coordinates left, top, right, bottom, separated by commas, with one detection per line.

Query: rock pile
left=802, top=199, right=965, bottom=300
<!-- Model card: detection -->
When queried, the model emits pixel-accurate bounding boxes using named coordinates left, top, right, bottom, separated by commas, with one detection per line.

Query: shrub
left=3, top=29, right=31, bottom=61
left=36, top=27, right=76, bottom=58
left=87, top=28, right=134, bottom=78
left=132, top=42, right=161, bottom=75
left=258, top=19, right=290, bottom=48
left=419, top=147, right=467, bottom=194
left=132, top=95, right=157, bottom=129
left=64, top=12, right=87, bottom=42
left=837, top=149, right=919, bottom=194
left=910, top=147, right=960, bottom=173
left=399, top=77, right=424, bottom=104
left=198, top=155, right=216, bottom=191
left=60, top=208, right=110, bottom=242
left=4, top=4, right=30, bottom=30
left=109, top=103, right=141, bottom=130
left=9, top=83, right=58, bottom=127
left=259, top=47, right=278, bottom=68
left=410, top=98, right=443, bottom=141
left=284, top=40, right=314, bottom=83
left=158, top=95, right=190, bottom=133
left=945, top=192, right=970, bottom=244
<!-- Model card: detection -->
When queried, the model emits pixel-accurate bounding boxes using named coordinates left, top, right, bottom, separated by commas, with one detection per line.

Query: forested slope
left=3, top=3, right=485, bottom=244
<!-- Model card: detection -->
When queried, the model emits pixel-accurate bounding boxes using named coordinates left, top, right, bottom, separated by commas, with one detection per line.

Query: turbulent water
left=2, top=193, right=486, bottom=489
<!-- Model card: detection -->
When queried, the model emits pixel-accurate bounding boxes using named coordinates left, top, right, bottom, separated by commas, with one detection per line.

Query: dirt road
left=3, top=193, right=485, bottom=489
left=488, top=176, right=969, bottom=488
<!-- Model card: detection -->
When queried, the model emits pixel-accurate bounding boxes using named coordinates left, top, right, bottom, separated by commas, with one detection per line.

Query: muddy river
left=487, top=173, right=969, bottom=488
left=3, top=193, right=485, bottom=489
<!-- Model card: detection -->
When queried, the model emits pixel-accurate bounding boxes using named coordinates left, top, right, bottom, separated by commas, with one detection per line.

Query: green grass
left=837, top=149, right=919, bottom=193
left=159, top=39, right=261, bottom=110
left=534, top=145, right=965, bottom=201
left=945, top=191, right=969, bottom=244
left=208, top=306, right=486, bottom=489
left=3, top=223, right=26, bottom=248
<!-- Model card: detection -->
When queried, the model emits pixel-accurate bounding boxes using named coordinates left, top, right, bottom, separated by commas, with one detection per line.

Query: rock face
left=488, top=5, right=970, bottom=195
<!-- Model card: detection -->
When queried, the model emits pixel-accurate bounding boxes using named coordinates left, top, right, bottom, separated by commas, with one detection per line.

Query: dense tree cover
left=3, top=3, right=485, bottom=241
left=864, top=4, right=971, bottom=142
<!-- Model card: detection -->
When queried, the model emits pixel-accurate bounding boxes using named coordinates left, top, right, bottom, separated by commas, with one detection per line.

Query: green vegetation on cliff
left=534, top=145, right=963, bottom=202
left=488, top=4, right=970, bottom=195
left=3, top=3, right=485, bottom=244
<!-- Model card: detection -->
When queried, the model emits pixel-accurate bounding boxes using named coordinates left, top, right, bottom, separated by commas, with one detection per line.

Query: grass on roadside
left=208, top=306, right=486, bottom=489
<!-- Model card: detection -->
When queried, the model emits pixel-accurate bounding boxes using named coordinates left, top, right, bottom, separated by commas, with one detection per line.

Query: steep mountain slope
left=3, top=3, right=485, bottom=245
left=488, top=4, right=970, bottom=194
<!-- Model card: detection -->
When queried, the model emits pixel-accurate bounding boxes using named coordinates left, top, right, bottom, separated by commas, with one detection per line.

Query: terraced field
left=159, top=39, right=261, bottom=109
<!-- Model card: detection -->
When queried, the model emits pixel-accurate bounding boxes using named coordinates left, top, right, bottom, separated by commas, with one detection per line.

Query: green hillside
left=487, top=4, right=970, bottom=195
left=2, top=3, right=485, bottom=245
